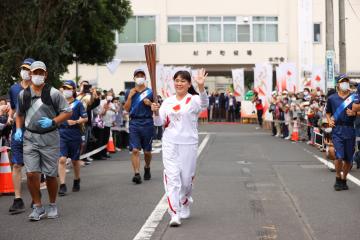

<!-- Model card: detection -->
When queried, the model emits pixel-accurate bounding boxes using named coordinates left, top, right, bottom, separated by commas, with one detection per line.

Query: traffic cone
left=107, top=132, right=115, bottom=153
left=291, top=120, right=299, bottom=142
left=0, top=145, right=15, bottom=195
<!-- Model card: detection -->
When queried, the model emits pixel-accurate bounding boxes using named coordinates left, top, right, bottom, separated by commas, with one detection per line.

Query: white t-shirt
left=101, top=100, right=116, bottom=127
left=154, top=91, right=209, bottom=144
left=229, top=97, right=234, bottom=107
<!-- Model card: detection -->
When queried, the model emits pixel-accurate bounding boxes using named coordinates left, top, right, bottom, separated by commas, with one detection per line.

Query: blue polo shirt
left=125, top=88, right=154, bottom=127
left=59, top=99, right=87, bottom=141
left=9, top=83, right=23, bottom=110
left=326, top=93, right=357, bottom=126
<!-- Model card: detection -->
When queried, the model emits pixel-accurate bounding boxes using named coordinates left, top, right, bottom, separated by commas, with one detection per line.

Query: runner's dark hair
left=173, top=70, right=199, bottom=95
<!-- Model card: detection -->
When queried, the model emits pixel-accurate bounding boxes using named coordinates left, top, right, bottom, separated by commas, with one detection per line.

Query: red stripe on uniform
left=164, top=174, right=176, bottom=214
left=164, top=116, right=170, bottom=129
left=182, top=198, right=188, bottom=205
left=185, top=97, right=191, bottom=104
left=167, top=197, right=176, bottom=214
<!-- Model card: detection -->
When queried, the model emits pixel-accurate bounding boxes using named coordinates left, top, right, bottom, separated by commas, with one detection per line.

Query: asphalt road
left=2, top=124, right=360, bottom=240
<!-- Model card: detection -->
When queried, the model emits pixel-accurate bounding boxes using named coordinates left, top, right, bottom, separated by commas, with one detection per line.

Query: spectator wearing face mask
left=99, top=92, right=117, bottom=159
left=0, top=98, right=11, bottom=141
left=282, top=98, right=290, bottom=139
left=303, top=88, right=311, bottom=101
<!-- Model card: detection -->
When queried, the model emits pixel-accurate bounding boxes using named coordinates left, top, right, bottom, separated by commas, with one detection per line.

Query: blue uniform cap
left=63, top=80, right=76, bottom=89
left=134, top=68, right=146, bottom=77
left=336, top=74, right=350, bottom=83
left=21, top=58, right=35, bottom=69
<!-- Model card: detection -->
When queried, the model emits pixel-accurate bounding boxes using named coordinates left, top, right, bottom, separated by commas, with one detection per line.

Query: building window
left=237, top=25, right=250, bottom=42
left=196, top=24, right=208, bottom=42
left=167, top=16, right=278, bottom=43
left=252, top=16, right=278, bottom=42
left=118, top=16, right=156, bottom=43
left=313, top=23, right=321, bottom=43
left=181, top=25, right=194, bottom=42
left=209, top=24, right=222, bottom=42
left=224, top=24, right=236, bottom=42
left=168, top=25, right=180, bottom=42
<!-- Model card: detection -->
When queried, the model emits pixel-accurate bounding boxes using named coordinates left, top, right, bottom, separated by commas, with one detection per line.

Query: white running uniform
left=154, top=91, right=209, bottom=216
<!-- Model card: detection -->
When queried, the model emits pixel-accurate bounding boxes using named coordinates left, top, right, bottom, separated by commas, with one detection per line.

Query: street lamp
left=73, top=53, right=79, bottom=83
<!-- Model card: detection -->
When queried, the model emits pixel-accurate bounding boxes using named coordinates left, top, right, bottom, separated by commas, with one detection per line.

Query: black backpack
left=19, top=84, right=59, bottom=116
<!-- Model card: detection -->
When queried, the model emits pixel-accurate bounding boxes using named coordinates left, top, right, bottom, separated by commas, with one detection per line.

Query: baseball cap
left=21, top=58, right=35, bottom=69
left=133, top=68, right=146, bottom=77
left=30, top=61, right=47, bottom=72
left=336, top=74, right=349, bottom=83
left=62, top=80, right=76, bottom=89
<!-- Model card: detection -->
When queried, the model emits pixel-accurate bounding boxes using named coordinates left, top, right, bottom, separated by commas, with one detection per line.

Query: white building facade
left=62, top=0, right=360, bottom=94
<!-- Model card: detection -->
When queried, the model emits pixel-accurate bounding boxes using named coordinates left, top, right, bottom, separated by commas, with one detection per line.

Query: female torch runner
left=151, top=69, right=209, bottom=227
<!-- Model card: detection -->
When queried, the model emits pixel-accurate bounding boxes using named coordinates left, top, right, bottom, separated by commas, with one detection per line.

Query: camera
left=83, top=84, right=92, bottom=94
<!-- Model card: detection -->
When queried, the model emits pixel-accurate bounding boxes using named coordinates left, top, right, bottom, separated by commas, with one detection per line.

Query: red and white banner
left=277, top=63, right=297, bottom=93
left=311, top=66, right=325, bottom=91
left=232, top=69, right=245, bottom=101
left=254, top=63, right=273, bottom=113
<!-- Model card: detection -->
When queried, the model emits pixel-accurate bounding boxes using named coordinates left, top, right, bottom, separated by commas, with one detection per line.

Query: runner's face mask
left=135, top=77, right=145, bottom=86
left=339, top=82, right=350, bottom=91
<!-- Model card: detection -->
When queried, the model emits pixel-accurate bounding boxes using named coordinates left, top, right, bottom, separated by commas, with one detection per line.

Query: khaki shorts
left=23, top=130, right=60, bottom=177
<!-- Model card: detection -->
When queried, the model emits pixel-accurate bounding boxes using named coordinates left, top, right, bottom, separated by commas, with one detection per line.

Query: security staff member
left=8, top=58, right=34, bottom=214
left=124, top=69, right=154, bottom=184
left=326, top=74, right=358, bottom=191
left=16, top=61, right=72, bottom=221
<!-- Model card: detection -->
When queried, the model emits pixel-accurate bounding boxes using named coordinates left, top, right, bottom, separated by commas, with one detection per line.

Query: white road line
left=132, top=134, right=211, bottom=240
left=313, top=154, right=360, bottom=187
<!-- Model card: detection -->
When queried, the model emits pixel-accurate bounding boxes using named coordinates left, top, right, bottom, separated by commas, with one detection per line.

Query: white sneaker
left=169, top=214, right=181, bottom=227
left=180, top=205, right=191, bottom=219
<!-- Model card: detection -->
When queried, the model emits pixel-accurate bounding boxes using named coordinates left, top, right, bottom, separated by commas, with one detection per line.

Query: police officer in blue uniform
left=58, top=80, right=88, bottom=196
left=124, top=69, right=154, bottom=184
left=326, top=74, right=358, bottom=191
left=8, top=58, right=35, bottom=214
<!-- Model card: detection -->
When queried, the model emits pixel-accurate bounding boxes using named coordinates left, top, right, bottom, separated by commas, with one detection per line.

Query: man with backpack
left=15, top=61, right=72, bottom=221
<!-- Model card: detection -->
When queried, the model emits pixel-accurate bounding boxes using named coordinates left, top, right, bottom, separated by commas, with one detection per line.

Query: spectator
left=252, top=92, right=264, bottom=129
left=208, top=92, right=215, bottom=122
left=226, top=93, right=236, bottom=122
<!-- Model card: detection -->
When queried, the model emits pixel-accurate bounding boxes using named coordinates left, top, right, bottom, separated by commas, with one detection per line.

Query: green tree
left=0, top=0, right=132, bottom=95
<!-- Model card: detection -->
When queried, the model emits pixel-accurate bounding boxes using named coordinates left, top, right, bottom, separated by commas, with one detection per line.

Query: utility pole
left=325, top=0, right=335, bottom=90
left=326, top=0, right=335, bottom=51
left=339, top=0, right=347, bottom=73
